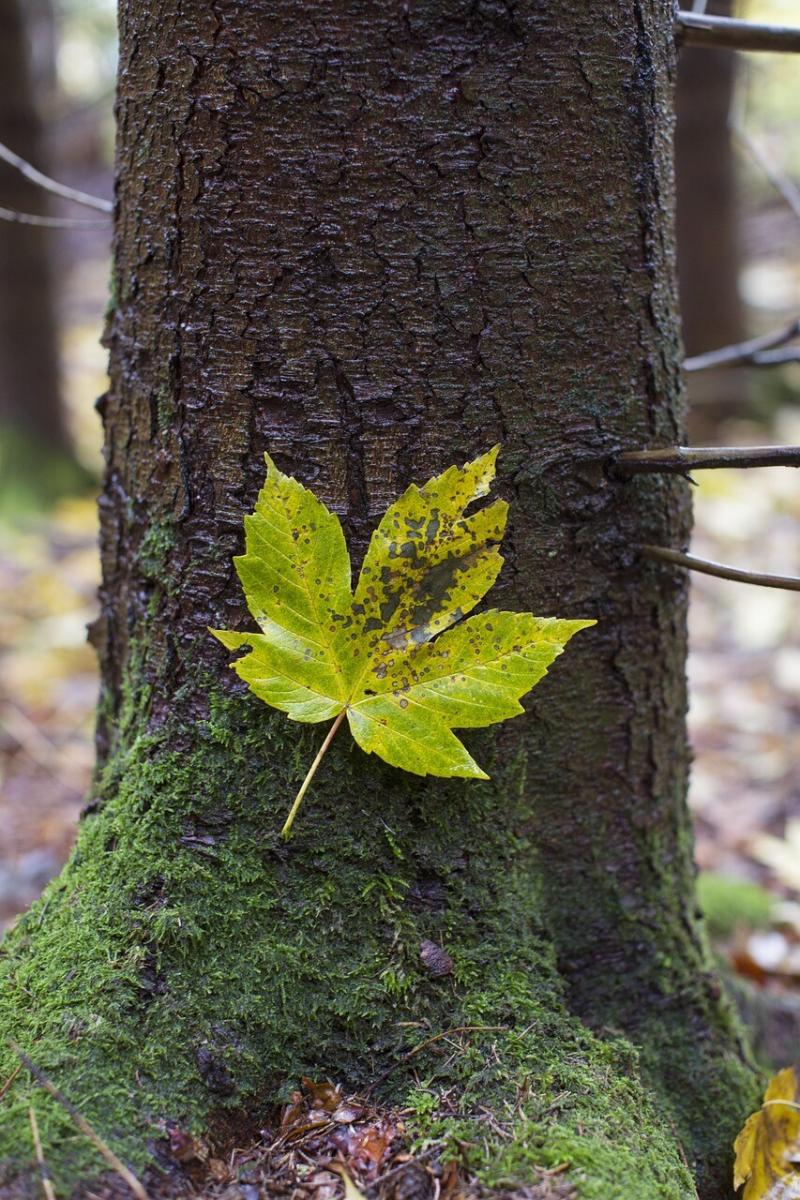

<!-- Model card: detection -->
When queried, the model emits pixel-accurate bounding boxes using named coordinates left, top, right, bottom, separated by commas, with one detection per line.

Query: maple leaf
left=733, top=1066, right=800, bottom=1200
left=211, top=447, right=594, bottom=837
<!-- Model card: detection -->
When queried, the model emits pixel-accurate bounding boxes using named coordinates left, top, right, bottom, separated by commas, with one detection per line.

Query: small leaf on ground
left=301, top=1077, right=343, bottom=1113
left=329, top=1163, right=369, bottom=1200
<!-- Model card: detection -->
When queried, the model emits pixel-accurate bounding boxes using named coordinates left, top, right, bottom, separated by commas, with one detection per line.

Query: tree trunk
left=0, top=0, right=82, bottom=504
left=0, top=2, right=759, bottom=1196
left=675, top=0, right=747, bottom=431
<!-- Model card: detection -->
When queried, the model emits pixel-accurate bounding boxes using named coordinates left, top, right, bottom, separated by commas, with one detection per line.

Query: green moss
left=105, top=260, right=119, bottom=320
left=153, top=386, right=177, bottom=434
left=0, top=684, right=755, bottom=1196
left=137, top=519, right=178, bottom=591
left=697, top=872, right=774, bottom=940
left=400, top=976, right=697, bottom=1199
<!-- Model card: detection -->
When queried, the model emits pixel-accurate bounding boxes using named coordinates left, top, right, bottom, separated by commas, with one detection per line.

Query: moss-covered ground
left=0, top=688, right=758, bottom=1198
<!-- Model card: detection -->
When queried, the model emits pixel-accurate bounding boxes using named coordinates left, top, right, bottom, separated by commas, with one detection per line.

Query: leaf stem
left=282, top=709, right=347, bottom=840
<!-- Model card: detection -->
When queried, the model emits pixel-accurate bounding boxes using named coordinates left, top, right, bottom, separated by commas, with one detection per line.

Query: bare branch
left=617, top=445, right=800, bottom=474
left=28, top=1107, right=56, bottom=1200
left=0, top=205, right=107, bottom=229
left=640, top=545, right=800, bottom=592
left=747, top=347, right=800, bottom=367
left=0, top=140, right=111, bottom=213
left=676, top=12, right=800, bottom=53
left=684, top=318, right=800, bottom=372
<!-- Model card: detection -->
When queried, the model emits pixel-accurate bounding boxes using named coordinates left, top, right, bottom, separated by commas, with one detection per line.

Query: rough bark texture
left=0, top=2, right=759, bottom=1197
left=0, top=0, right=80, bottom=503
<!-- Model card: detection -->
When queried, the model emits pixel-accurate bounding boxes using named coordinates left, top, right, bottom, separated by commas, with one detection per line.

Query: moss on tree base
left=0, top=690, right=758, bottom=1198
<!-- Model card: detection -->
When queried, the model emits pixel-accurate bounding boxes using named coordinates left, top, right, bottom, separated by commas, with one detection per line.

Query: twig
left=616, top=445, right=800, bottom=474
left=684, top=318, right=800, bottom=372
left=534, top=1162, right=572, bottom=1179
left=0, top=205, right=107, bottom=229
left=640, top=545, right=800, bottom=592
left=676, top=11, right=800, bottom=53
left=370, top=1145, right=440, bottom=1190
left=0, top=140, right=111, bottom=213
left=29, top=1106, right=57, bottom=1200
left=8, top=1041, right=150, bottom=1200
left=0, top=1064, right=21, bottom=1102
left=746, top=347, right=800, bottom=367
left=732, top=126, right=800, bottom=223
left=476, top=1105, right=513, bottom=1140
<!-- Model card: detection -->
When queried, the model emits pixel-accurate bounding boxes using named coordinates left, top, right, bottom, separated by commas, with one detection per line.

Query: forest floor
left=6, top=1076, right=570, bottom=1200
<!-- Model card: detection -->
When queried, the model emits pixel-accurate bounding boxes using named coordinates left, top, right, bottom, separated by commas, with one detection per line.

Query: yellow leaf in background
left=733, top=1066, right=800, bottom=1198
left=329, top=1163, right=369, bottom=1200
left=750, top=821, right=800, bottom=895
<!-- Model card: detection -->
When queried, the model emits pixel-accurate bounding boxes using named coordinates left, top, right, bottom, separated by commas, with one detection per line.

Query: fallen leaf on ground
left=733, top=1065, right=800, bottom=1198
left=329, top=1163, right=369, bottom=1200
left=301, top=1077, right=343, bottom=1112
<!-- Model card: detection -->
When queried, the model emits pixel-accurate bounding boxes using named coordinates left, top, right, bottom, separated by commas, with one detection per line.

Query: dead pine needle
left=29, top=1106, right=57, bottom=1200
left=9, top=1040, right=150, bottom=1200
left=0, top=1064, right=21, bottom=1103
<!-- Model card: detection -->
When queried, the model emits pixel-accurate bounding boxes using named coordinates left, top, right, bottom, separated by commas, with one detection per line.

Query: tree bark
left=0, top=2, right=759, bottom=1196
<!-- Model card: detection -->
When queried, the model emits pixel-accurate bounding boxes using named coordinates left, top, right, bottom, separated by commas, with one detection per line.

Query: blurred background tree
left=0, top=0, right=114, bottom=513
left=676, top=0, right=747, bottom=431
left=0, top=0, right=76, bottom=506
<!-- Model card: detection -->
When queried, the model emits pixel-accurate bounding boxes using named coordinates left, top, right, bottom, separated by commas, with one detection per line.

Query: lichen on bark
left=0, top=0, right=761, bottom=1196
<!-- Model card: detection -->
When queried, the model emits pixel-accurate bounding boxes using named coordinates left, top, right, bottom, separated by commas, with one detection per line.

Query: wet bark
left=0, top=2, right=759, bottom=1196
left=0, top=0, right=75, bottom=493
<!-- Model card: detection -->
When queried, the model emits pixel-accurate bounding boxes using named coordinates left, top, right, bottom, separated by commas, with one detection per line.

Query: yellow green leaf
left=211, top=448, right=595, bottom=836
left=212, top=455, right=355, bottom=722
left=353, top=445, right=508, bottom=664
left=347, top=611, right=592, bottom=777
left=733, top=1066, right=800, bottom=1199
